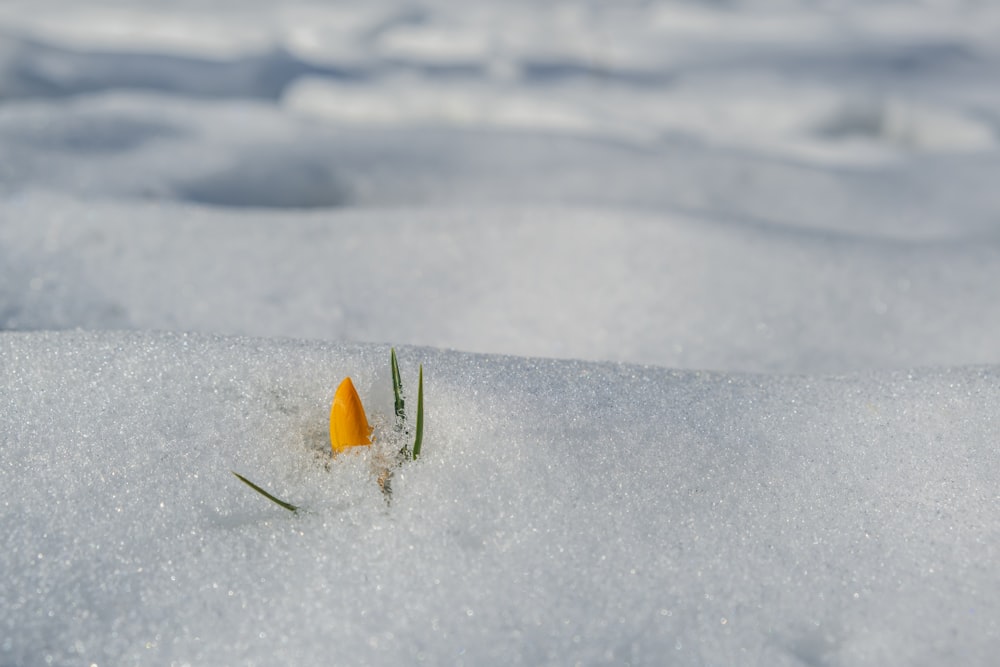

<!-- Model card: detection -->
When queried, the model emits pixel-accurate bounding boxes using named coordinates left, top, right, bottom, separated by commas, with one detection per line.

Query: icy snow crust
left=3, top=331, right=998, bottom=666
left=3, top=0, right=1000, bottom=665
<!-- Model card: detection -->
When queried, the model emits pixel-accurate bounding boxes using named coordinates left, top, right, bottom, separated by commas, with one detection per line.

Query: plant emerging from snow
left=234, top=348, right=424, bottom=511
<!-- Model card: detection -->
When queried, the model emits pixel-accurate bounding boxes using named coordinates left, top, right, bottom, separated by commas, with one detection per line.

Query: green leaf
left=412, top=364, right=424, bottom=460
left=391, top=347, right=405, bottom=427
left=392, top=347, right=412, bottom=462
left=232, top=472, right=299, bottom=513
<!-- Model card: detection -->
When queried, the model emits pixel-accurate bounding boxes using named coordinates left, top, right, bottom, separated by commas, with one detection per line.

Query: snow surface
left=2, top=1, right=1000, bottom=665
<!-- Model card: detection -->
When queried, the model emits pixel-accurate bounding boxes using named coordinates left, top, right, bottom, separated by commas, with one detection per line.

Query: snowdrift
left=2, top=331, right=997, bottom=666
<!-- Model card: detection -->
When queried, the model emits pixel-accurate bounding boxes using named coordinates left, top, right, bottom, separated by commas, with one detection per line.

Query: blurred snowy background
left=3, top=0, right=1000, bottom=371
left=2, top=1, right=999, bottom=665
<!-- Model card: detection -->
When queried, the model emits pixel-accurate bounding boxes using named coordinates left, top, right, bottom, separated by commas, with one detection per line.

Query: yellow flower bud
left=329, top=377, right=372, bottom=453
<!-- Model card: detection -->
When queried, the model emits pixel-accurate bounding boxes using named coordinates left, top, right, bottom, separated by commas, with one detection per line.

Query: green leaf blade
left=232, top=472, right=299, bottom=513
left=391, top=347, right=405, bottom=425
left=412, top=364, right=424, bottom=460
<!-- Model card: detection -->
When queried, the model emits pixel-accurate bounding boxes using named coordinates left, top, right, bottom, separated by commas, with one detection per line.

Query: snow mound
left=2, top=331, right=997, bottom=666
left=4, top=195, right=1000, bottom=374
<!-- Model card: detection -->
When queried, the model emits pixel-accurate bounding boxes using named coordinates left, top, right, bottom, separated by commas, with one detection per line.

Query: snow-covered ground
left=2, top=2, right=999, bottom=665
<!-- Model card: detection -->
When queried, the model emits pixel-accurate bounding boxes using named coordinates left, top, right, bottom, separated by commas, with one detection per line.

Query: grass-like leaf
left=391, top=347, right=405, bottom=427
left=412, top=364, right=424, bottom=460
left=232, top=472, right=299, bottom=513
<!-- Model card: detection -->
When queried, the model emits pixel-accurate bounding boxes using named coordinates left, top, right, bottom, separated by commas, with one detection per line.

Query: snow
left=4, top=331, right=998, bottom=666
left=2, top=1, right=999, bottom=665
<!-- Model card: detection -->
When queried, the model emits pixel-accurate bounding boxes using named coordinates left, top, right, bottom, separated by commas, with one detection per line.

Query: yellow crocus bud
left=329, top=377, right=372, bottom=454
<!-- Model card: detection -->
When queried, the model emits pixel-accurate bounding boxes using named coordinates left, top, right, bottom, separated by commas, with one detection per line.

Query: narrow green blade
left=412, top=364, right=424, bottom=460
left=391, top=347, right=405, bottom=425
left=232, top=472, right=299, bottom=513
